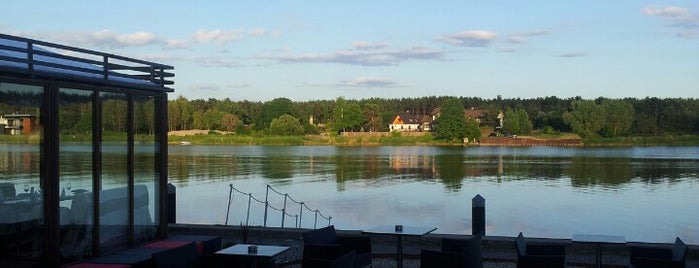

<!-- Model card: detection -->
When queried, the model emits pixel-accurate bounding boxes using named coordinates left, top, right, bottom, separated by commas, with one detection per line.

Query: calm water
left=169, top=145, right=699, bottom=244
left=1, top=144, right=697, bottom=244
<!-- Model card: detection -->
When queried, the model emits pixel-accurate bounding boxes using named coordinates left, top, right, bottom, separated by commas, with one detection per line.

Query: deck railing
left=225, top=184, right=332, bottom=229
left=0, top=33, right=174, bottom=91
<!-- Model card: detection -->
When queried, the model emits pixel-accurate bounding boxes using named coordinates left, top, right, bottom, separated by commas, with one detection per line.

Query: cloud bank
left=643, top=5, right=699, bottom=38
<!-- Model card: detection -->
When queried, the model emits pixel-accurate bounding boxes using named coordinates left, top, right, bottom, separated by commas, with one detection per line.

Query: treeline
left=167, top=96, right=699, bottom=138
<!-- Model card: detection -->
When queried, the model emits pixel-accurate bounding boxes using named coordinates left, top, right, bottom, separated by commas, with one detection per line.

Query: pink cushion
left=142, top=240, right=191, bottom=249
left=64, top=263, right=131, bottom=268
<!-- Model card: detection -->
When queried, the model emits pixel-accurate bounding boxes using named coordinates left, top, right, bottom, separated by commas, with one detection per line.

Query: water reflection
left=163, top=146, right=699, bottom=191
left=4, top=144, right=698, bottom=243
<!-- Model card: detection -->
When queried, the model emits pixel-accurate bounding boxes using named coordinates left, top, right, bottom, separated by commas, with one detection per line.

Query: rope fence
left=225, top=184, right=332, bottom=229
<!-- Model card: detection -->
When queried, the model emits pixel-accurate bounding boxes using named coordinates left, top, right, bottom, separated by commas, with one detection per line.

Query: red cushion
left=142, top=240, right=191, bottom=249
left=64, top=263, right=131, bottom=268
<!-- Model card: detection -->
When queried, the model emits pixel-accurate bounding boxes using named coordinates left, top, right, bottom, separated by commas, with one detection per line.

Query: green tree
left=502, top=108, right=519, bottom=134
left=332, top=97, right=365, bottom=132
left=433, top=97, right=468, bottom=140
left=255, top=98, right=295, bottom=130
left=503, top=108, right=532, bottom=135
left=363, top=103, right=382, bottom=132
left=221, top=113, right=241, bottom=132
left=563, top=100, right=606, bottom=138
left=269, top=114, right=304, bottom=136
left=464, top=117, right=482, bottom=142
left=600, top=99, right=634, bottom=137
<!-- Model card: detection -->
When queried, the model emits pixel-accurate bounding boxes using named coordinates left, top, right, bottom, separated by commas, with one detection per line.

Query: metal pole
left=246, top=194, right=252, bottom=226
left=314, top=210, right=319, bottom=229
left=328, top=216, right=332, bottom=226
left=281, top=194, right=288, bottom=227
left=299, top=202, right=304, bottom=228
left=263, top=185, right=269, bottom=227
left=225, top=184, right=233, bottom=225
left=472, top=194, right=486, bottom=235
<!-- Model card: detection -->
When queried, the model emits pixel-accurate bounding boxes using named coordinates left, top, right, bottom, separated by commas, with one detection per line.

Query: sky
left=2, top=1, right=698, bottom=101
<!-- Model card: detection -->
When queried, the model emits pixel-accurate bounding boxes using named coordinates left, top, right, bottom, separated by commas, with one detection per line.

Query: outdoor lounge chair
left=629, top=237, right=687, bottom=268
left=302, top=225, right=371, bottom=268
left=303, top=249, right=357, bottom=268
left=420, top=236, right=483, bottom=268
left=420, top=248, right=464, bottom=268
left=152, top=242, right=199, bottom=268
left=515, top=232, right=566, bottom=268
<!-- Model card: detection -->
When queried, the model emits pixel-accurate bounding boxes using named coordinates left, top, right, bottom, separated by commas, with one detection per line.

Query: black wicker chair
left=302, top=225, right=371, bottom=268
left=420, top=235, right=483, bottom=268
left=630, top=237, right=687, bottom=268
left=515, top=232, right=565, bottom=268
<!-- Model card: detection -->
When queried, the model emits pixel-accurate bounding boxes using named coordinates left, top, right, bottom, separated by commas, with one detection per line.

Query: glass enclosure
left=1, top=33, right=172, bottom=267
left=0, top=82, right=44, bottom=263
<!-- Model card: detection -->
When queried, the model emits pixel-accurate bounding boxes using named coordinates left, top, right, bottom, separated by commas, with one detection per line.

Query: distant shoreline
left=165, top=131, right=699, bottom=147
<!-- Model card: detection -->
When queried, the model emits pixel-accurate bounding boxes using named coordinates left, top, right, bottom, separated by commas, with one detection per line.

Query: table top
left=363, top=225, right=437, bottom=236
left=216, top=244, right=289, bottom=257
left=573, top=234, right=626, bottom=244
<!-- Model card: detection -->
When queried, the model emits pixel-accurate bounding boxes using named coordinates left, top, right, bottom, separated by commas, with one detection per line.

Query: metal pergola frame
left=1, top=33, right=173, bottom=267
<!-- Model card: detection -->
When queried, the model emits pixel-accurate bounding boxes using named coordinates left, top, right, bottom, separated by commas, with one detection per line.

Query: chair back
left=303, top=225, right=338, bottom=245
left=152, top=242, right=199, bottom=268
left=515, top=232, right=527, bottom=256
left=442, top=236, right=483, bottom=268
left=672, top=237, right=688, bottom=262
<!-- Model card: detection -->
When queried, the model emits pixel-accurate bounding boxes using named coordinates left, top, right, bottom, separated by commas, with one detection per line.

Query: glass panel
left=99, top=92, right=129, bottom=253
left=133, top=95, right=157, bottom=244
left=0, top=82, right=44, bottom=263
left=58, top=88, right=94, bottom=262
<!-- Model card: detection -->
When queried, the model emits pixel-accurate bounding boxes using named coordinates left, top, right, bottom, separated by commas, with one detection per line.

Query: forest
left=166, top=95, right=699, bottom=139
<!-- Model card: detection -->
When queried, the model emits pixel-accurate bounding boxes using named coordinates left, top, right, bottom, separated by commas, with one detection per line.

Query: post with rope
left=299, top=202, right=304, bottom=228
left=281, top=193, right=288, bottom=227
left=225, top=184, right=233, bottom=225
left=263, top=185, right=270, bottom=227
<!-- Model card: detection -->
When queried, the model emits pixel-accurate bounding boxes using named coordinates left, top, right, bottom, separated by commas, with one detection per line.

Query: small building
left=0, top=113, right=37, bottom=135
left=1, top=33, right=174, bottom=267
left=389, top=113, right=424, bottom=132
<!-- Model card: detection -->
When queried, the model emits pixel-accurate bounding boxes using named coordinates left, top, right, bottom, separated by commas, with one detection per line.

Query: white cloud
left=193, top=28, right=280, bottom=45
left=643, top=5, right=699, bottom=38
left=165, top=39, right=190, bottom=49
left=264, top=43, right=443, bottom=66
left=558, top=52, right=586, bottom=58
left=339, top=77, right=397, bottom=88
left=507, top=29, right=551, bottom=44
left=437, top=30, right=497, bottom=47
left=643, top=6, right=689, bottom=18
left=352, top=41, right=387, bottom=50
left=193, top=29, right=245, bottom=43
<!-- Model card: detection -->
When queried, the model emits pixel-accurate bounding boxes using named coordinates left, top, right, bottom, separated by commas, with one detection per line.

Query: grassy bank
left=583, top=135, right=699, bottom=146
left=4, top=132, right=698, bottom=146
left=168, top=132, right=461, bottom=146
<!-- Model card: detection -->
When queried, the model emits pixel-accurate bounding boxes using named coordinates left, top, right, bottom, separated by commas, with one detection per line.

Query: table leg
left=595, top=243, right=601, bottom=268
left=396, top=235, right=403, bottom=268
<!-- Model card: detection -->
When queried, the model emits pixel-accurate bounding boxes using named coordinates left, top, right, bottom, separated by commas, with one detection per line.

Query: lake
left=169, top=145, right=699, bottom=244
left=1, top=144, right=697, bottom=244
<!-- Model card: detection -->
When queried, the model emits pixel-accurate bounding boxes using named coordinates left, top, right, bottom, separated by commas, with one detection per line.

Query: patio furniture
left=444, top=236, right=483, bottom=268
left=515, top=232, right=566, bottom=268
left=303, top=249, right=356, bottom=268
left=303, top=225, right=371, bottom=268
left=152, top=242, right=199, bottom=268
left=629, top=237, right=687, bottom=268
left=362, top=225, right=436, bottom=268
left=419, top=236, right=483, bottom=268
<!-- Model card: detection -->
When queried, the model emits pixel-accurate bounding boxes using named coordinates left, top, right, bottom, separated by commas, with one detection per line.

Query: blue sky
left=2, top=1, right=697, bottom=101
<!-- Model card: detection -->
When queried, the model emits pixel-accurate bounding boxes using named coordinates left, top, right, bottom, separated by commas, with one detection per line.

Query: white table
left=573, top=234, right=625, bottom=268
left=216, top=244, right=289, bottom=268
left=363, top=225, right=437, bottom=268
